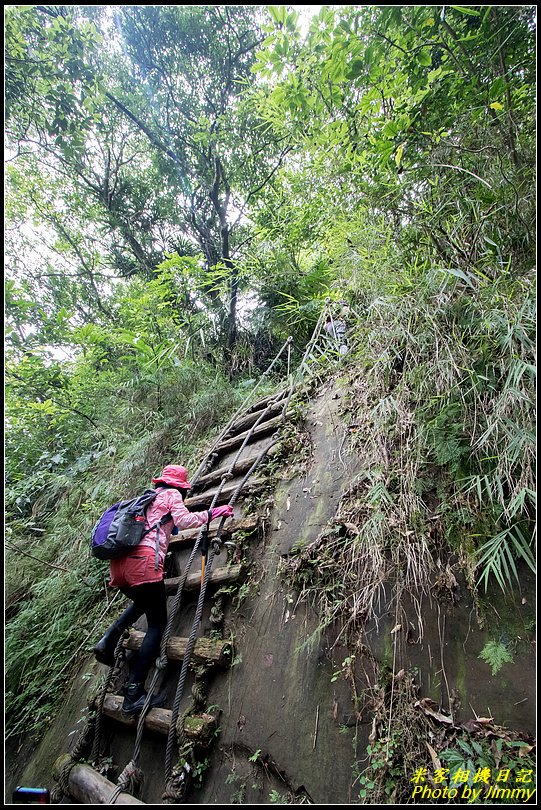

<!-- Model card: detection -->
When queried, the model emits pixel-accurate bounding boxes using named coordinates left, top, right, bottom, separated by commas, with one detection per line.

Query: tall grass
left=362, top=261, right=534, bottom=581
left=283, top=246, right=535, bottom=642
left=4, top=360, right=257, bottom=740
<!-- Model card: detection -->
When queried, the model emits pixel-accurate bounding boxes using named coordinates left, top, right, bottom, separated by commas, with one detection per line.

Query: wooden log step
left=102, top=696, right=218, bottom=745
left=53, top=754, right=145, bottom=804
left=184, top=479, right=264, bottom=510
left=246, top=389, right=287, bottom=413
left=103, top=694, right=171, bottom=735
left=225, top=400, right=283, bottom=437
left=192, top=446, right=274, bottom=492
left=212, top=414, right=283, bottom=456
left=164, top=563, right=242, bottom=594
left=124, top=630, right=232, bottom=667
left=168, top=514, right=259, bottom=548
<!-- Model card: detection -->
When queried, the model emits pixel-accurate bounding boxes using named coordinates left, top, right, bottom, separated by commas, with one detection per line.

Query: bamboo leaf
left=438, top=267, right=476, bottom=289
left=450, top=6, right=481, bottom=15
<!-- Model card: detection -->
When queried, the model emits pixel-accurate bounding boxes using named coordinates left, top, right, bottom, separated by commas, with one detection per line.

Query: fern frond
left=478, top=640, right=514, bottom=676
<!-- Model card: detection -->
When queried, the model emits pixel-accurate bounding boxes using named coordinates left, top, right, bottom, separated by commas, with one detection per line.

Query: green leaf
left=268, top=6, right=287, bottom=26
left=438, top=267, right=476, bottom=289
left=489, top=77, right=506, bottom=97
left=478, top=641, right=513, bottom=676
left=418, top=49, right=432, bottom=67
left=450, top=6, right=481, bottom=16
left=347, top=59, right=365, bottom=80
left=476, top=525, right=535, bottom=593
left=382, top=120, right=399, bottom=139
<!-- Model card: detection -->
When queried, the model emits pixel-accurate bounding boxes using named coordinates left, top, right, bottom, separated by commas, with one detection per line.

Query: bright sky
left=291, top=4, right=323, bottom=35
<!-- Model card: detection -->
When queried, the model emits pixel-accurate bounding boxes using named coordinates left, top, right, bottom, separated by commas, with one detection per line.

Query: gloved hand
left=211, top=505, right=234, bottom=520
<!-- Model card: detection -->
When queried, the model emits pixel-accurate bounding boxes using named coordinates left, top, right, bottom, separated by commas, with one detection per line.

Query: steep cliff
left=7, top=378, right=535, bottom=805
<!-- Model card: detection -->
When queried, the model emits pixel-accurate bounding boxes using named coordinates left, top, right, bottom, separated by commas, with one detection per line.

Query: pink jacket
left=137, top=487, right=209, bottom=569
left=109, top=487, right=210, bottom=588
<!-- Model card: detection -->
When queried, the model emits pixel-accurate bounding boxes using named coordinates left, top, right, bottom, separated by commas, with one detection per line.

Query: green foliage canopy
left=4, top=5, right=536, bottom=745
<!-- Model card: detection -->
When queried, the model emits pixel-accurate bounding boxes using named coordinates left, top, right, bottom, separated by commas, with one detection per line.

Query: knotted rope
left=96, top=303, right=339, bottom=803
left=160, top=315, right=341, bottom=800
left=105, top=389, right=285, bottom=802
left=51, top=639, right=127, bottom=803
left=189, top=336, right=293, bottom=488
left=162, top=439, right=282, bottom=802
left=90, top=635, right=127, bottom=765
left=209, top=589, right=226, bottom=631
left=50, top=756, right=78, bottom=804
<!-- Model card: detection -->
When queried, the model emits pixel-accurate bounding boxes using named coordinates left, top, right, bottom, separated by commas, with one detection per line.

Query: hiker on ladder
left=93, top=464, right=233, bottom=714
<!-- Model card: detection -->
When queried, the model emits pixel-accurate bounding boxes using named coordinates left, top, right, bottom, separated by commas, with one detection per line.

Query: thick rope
left=105, top=479, right=232, bottom=801
left=91, top=636, right=127, bottom=765
left=209, top=590, right=225, bottom=631
left=163, top=540, right=219, bottom=786
left=163, top=441, right=280, bottom=792
left=101, top=303, right=336, bottom=803
left=108, top=759, right=145, bottom=804
left=161, top=665, right=210, bottom=805
left=161, top=743, right=194, bottom=804
left=107, top=444, right=255, bottom=800
left=189, top=336, right=293, bottom=487
left=296, top=302, right=330, bottom=381
left=155, top=386, right=288, bottom=729
left=52, top=622, right=126, bottom=802
left=52, top=756, right=78, bottom=803
left=159, top=315, right=332, bottom=794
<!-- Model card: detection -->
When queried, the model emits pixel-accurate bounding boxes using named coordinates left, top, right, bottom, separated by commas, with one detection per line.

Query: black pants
left=118, top=580, right=168, bottom=685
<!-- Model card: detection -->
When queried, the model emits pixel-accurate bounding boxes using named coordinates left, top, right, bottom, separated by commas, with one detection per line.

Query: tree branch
left=105, top=90, right=183, bottom=166
left=6, top=370, right=102, bottom=429
left=243, top=145, right=294, bottom=207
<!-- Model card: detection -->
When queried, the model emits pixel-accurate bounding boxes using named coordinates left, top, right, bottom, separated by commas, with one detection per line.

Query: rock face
left=195, top=384, right=365, bottom=804
left=6, top=381, right=536, bottom=804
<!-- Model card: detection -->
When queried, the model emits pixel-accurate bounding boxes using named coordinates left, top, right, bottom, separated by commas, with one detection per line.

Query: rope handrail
left=108, top=387, right=295, bottom=802
left=189, top=336, right=293, bottom=489
left=159, top=322, right=322, bottom=791
left=159, top=390, right=292, bottom=782
left=95, top=299, right=342, bottom=803
left=163, top=440, right=281, bottom=784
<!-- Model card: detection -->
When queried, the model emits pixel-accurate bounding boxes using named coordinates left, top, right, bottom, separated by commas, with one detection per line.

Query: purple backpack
left=91, top=490, right=170, bottom=569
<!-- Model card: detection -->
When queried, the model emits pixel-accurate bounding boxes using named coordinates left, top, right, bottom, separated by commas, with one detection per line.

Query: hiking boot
left=121, top=683, right=165, bottom=715
left=93, top=626, right=123, bottom=667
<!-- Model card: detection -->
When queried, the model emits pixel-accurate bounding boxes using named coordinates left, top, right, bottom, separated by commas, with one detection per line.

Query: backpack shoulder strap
left=151, top=511, right=172, bottom=570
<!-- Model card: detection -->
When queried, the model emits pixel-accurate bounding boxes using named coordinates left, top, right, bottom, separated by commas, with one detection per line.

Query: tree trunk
left=226, top=258, right=238, bottom=355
